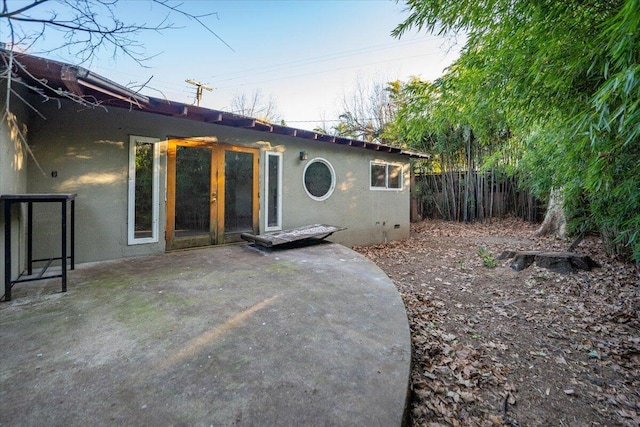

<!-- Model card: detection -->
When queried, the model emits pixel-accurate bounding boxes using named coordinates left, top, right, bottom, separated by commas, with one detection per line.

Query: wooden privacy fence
left=410, top=171, right=545, bottom=223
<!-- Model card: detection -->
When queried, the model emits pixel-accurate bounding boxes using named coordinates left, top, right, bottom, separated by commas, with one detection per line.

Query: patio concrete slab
left=0, top=243, right=411, bottom=426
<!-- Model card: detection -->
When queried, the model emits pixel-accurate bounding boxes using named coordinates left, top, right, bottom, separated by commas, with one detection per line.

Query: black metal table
left=2, top=193, right=76, bottom=301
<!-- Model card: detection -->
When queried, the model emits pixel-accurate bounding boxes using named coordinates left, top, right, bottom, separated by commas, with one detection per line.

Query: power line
left=209, top=36, right=443, bottom=84
left=215, top=50, right=444, bottom=90
left=285, top=117, right=383, bottom=124
left=88, top=35, right=452, bottom=100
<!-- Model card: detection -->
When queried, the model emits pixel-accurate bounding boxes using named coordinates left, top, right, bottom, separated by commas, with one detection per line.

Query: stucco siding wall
left=26, top=113, right=130, bottom=263
left=0, top=83, right=30, bottom=298
left=25, top=100, right=269, bottom=263
left=275, top=139, right=410, bottom=246
left=25, top=99, right=410, bottom=264
left=26, top=101, right=167, bottom=264
left=0, top=85, right=29, bottom=195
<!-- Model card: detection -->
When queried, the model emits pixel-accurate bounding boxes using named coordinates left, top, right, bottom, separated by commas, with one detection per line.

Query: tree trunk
left=534, top=188, right=567, bottom=238
left=410, top=169, right=423, bottom=222
left=489, top=169, right=494, bottom=223
left=440, top=158, right=449, bottom=220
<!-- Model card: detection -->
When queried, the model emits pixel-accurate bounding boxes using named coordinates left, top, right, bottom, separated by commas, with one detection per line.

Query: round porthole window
left=303, top=158, right=336, bottom=201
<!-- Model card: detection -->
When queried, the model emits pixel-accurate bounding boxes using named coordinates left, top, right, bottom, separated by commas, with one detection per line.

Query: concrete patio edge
left=0, top=243, right=411, bottom=426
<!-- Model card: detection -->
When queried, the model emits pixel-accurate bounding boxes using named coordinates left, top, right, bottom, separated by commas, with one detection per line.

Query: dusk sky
left=8, top=0, right=462, bottom=131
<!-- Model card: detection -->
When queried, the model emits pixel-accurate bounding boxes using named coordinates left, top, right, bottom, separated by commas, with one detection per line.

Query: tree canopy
left=392, top=0, right=640, bottom=261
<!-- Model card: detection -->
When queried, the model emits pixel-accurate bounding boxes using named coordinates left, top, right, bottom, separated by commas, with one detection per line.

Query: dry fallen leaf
left=355, top=219, right=640, bottom=427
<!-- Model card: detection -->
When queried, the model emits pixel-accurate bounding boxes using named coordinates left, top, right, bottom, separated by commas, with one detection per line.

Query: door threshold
left=165, top=241, right=249, bottom=253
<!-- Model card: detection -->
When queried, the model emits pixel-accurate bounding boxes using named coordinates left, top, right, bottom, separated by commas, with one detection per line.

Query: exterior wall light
left=299, top=151, right=308, bottom=161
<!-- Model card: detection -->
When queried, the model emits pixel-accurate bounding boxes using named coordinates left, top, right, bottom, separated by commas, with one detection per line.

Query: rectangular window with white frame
left=128, top=136, right=160, bottom=244
left=370, top=161, right=403, bottom=190
left=264, top=151, right=283, bottom=231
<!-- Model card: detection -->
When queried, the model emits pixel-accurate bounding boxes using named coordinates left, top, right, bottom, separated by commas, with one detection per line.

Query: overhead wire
left=209, top=35, right=443, bottom=83
left=81, top=34, right=457, bottom=124
left=89, top=34, right=446, bottom=97
left=217, top=50, right=444, bottom=90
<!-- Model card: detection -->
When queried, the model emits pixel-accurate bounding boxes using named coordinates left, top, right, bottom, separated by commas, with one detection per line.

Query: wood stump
left=499, top=250, right=600, bottom=273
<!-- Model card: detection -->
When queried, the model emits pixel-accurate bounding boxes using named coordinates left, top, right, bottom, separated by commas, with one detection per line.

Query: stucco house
left=1, top=49, right=426, bottom=298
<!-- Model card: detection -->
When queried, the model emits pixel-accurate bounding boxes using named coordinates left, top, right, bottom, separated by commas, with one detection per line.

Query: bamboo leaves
left=392, top=0, right=640, bottom=261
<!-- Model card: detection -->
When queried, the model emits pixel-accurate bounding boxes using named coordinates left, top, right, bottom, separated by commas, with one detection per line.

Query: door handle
left=211, top=192, right=217, bottom=203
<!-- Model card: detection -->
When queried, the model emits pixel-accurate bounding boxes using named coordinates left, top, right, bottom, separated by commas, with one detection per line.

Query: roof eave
left=2, top=48, right=430, bottom=159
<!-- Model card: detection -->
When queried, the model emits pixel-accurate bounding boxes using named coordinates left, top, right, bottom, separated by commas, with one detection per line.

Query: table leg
left=27, top=202, right=33, bottom=275
left=61, top=201, right=67, bottom=293
left=71, top=200, right=75, bottom=270
left=3, top=201, right=11, bottom=301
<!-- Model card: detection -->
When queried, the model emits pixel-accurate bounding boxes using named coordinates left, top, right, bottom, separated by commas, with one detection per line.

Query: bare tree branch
left=337, top=77, right=399, bottom=143
left=1, top=1, right=234, bottom=181
left=1, top=0, right=51, bottom=18
left=1, top=0, right=232, bottom=64
left=152, top=0, right=234, bottom=52
left=230, top=89, right=281, bottom=123
left=1, top=49, right=111, bottom=111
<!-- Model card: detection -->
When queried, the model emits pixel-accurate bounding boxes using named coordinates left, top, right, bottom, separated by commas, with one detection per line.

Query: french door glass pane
left=175, top=146, right=211, bottom=235
left=225, top=151, right=254, bottom=232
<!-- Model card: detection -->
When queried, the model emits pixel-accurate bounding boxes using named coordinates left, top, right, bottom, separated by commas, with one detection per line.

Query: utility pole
left=185, top=79, right=213, bottom=106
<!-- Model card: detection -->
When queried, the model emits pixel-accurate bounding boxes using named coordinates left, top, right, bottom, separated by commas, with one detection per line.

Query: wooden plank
left=318, top=134, right=336, bottom=143
left=241, top=224, right=346, bottom=248
left=204, top=112, right=224, bottom=123
left=271, top=125, right=297, bottom=137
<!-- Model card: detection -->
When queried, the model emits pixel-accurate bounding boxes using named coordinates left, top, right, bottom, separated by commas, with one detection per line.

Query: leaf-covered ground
left=354, top=219, right=639, bottom=426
